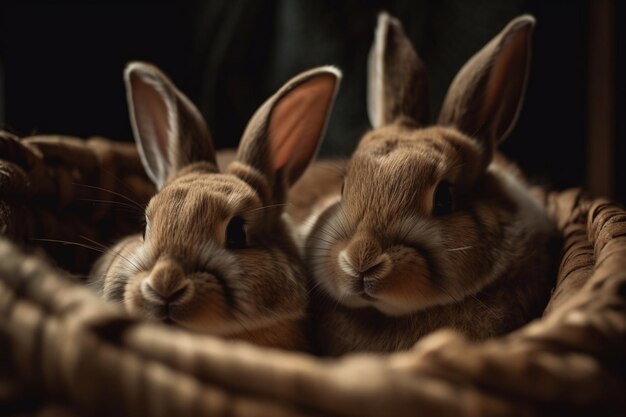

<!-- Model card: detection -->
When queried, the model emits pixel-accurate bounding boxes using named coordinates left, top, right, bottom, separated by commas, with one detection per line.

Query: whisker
left=31, top=238, right=106, bottom=254
left=79, top=235, right=108, bottom=250
left=80, top=235, right=146, bottom=273
left=94, top=165, right=151, bottom=196
left=445, top=246, right=474, bottom=252
left=77, top=198, right=143, bottom=212
left=244, top=203, right=291, bottom=214
left=74, top=183, right=145, bottom=210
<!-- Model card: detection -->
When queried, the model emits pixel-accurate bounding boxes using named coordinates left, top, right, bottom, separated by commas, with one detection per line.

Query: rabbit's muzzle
left=137, top=257, right=197, bottom=322
left=338, top=235, right=393, bottom=300
left=142, top=258, right=190, bottom=299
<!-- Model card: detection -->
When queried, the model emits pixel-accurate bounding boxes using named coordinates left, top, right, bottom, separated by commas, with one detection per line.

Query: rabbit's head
left=308, top=14, right=551, bottom=318
left=94, top=63, right=340, bottom=342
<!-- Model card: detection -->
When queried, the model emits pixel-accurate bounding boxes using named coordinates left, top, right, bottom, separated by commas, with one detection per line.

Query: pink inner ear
left=132, top=73, right=172, bottom=168
left=268, top=75, right=337, bottom=177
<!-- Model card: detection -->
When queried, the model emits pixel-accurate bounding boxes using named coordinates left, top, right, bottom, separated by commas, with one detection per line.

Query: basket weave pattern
left=0, top=134, right=625, bottom=416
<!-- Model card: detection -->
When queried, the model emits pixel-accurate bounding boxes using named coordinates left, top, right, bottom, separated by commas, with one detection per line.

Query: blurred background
left=0, top=0, right=622, bottom=203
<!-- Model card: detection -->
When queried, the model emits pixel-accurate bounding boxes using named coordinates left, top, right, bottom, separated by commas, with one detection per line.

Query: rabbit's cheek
left=376, top=251, right=441, bottom=304
left=169, top=284, right=231, bottom=333
left=325, top=241, right=358, bottom=296
left=371, top=247, right=449, bottom=314
left=124, top=273, right=149, bottom=316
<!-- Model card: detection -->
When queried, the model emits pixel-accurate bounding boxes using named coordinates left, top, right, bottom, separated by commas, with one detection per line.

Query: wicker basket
left=1, top=132, right=625, bottom=417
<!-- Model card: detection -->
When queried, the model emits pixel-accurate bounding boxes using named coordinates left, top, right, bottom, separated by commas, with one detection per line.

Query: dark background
left=0, top=0, right=622, bottom=202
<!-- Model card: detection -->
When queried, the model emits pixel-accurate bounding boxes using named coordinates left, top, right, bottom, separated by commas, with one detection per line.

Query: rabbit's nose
left=142, top=278, right=190, bottom=304
left=338, top=236, right=390, bottom=278
left=142, top=259, right=190, bottom=304
left=339, top=250, right=380, bottom=277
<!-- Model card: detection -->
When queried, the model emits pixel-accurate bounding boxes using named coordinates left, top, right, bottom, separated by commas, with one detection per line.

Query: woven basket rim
left=1, top=133, right=625, bottom=416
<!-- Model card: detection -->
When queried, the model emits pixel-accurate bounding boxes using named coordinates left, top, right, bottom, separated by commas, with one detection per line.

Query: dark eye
left=433, top=181, right=455, bottom=216
left=226, top=216, right=247, bottom=249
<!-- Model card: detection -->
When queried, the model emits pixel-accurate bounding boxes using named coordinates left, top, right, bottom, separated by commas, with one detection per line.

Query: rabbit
left=89, top=62, right=341, bottom=350
left=301, top=13, right=559, bottom=355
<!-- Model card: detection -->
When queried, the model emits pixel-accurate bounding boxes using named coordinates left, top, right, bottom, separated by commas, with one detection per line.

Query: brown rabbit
left=90, top=62, right=341, bottom=350
left=301, top=13, right=559, bottom=355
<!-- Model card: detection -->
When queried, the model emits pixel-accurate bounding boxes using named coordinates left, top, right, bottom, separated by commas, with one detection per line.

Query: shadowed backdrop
left=0, top=0, right=622, bottom=202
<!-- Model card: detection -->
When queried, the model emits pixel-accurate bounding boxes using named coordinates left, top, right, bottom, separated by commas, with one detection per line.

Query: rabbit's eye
left=433, top=181, right=455, bottom=216
left=226, top=216, right=247, bottom=249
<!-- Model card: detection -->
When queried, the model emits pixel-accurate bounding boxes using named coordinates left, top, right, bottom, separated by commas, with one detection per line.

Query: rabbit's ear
left=125, top=62, right=217, bottom=189
left=438, top=15, right=534, bottom=159
left=235, top=67, right=341, bottom=199
left=367, top=12, right=429, bottom=129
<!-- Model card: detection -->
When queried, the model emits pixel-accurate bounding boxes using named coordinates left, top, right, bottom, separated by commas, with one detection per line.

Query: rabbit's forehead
left=354, top=126, right=480, bottom=181
left=345, top=154, right=433, bottom=217
left=147, top=173, right=260, bottom=221
left=344, top=126, right=480, bottom=217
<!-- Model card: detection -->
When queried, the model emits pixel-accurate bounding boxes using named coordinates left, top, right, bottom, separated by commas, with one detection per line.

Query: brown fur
left=300, top=14, right=559, bottom=355
left=90, top=63, right=341, bottom=350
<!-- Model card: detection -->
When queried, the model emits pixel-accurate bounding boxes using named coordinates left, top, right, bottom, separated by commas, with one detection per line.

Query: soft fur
left=297, top=13, right=559, bottom=355
left=90, top=63, right=341, bottom=350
